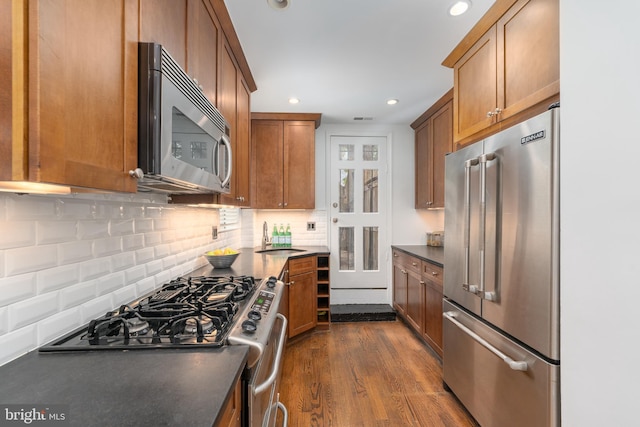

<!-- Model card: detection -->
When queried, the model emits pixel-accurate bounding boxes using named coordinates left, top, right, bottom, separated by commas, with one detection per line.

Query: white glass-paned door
left=330, top=135, right=388, bottom=289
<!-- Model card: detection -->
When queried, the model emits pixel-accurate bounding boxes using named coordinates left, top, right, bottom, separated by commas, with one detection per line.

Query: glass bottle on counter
left=272, top=224, right=280, bottom=248
left=284, top=224, right=291, bottom=247
left=278, top=224, right=285, bottom=248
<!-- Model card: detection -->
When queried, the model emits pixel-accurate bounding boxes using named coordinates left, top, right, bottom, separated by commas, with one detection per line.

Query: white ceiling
left=224, top=0, right=495, bottom=125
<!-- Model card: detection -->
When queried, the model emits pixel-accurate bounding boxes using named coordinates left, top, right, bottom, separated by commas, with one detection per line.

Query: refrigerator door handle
left=479, top=152, right=497, bottom=301
left=463, top=157, right=479, bottom=294
left=443, top=311, right=528, bottom=371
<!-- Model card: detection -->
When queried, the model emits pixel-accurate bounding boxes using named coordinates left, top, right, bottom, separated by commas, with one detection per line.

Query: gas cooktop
left=40, top=275, right=257, bottom=351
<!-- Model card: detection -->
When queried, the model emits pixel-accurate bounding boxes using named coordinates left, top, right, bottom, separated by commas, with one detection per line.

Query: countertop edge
left=392, top=245, right=444, bottom=267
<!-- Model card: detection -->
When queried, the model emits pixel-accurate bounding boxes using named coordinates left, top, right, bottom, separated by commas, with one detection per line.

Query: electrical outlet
left=211, top=226, right=218, bottom=240
left=307, top=222, right=316, bottom=231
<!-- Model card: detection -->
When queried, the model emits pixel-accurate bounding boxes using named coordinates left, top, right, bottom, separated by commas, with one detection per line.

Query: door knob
left=332, top=218, right=338, bottom=223
left=332, top=202, right=338, bottom=208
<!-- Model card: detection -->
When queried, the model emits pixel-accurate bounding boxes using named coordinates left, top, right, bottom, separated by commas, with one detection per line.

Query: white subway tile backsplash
left=92, top=236, right=122, bottom=258
left=7, top=292, right=59, bottom=331
left=124, top=265, right=146, bottom=285
left=37, top=308, right=82, bottom=345
left=145, top=259, right=164, bottom=277
left=122, top=234, right=144, bottom=251
left=0, top=325, right=37, bottom=367
left=0, top=193, right=253, bottom=367
left=136, top=277, right=156, bottom=296
left=59, top=280, right=97, bottom=310
left=0, top=221, right=36, bottom=249
left=37, top=264, right=79, bottom=293
left=135, top=247, right=155, bottom=264
left=58, top=240, right=93, bottom=265
left=77, top=220, right=109, bottom=240
left=111, top=284, right=137, bottom=307
left=0, top=273, right=37, bottom=307
left=5, top=196, right=56, bottom=220
left=110, top=218, right=135, bottom=236
left=112, top=252, right=136, bottom=272
left=79, top=258, right=112, bottom=281
left=36, top=220, right=77, bottom=245
left=5, top=245, right=58, bottom=277
left=96, top=272, right=125, bottom=296
left=161, top=255, right=177, bottom=271
left=0, top=307, right=7, bottom=334
left=134, top=218, right=154, bottom=233
left=80, top=294, right=114, bottom=323
left=144, top=231, right=162, bottom=246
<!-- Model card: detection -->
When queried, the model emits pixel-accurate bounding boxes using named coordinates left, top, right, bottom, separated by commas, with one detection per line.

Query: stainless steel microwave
left=137, top=42, right=231, bottom=194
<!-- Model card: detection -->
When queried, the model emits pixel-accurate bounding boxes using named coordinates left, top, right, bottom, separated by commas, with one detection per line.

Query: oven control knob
left=248, top=310, right=262, bottom=321
left=266, top=276, right=277, bottom=288
left=241, top=319, right=257, bottom=333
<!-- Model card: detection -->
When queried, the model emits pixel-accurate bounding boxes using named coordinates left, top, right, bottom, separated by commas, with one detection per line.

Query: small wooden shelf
left=316, top=254, right=331, bottom=327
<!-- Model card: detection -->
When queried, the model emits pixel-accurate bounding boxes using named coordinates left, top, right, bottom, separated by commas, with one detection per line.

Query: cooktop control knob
left=241, top=319, right=257, bottom=333
left=248, top=310, right=262, bottom=321
left=267, top=276, right=277, bottom=288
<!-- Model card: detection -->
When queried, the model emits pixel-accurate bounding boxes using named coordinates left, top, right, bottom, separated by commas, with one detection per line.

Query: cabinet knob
left=420, top=280, right=425, bottom=285
left=128, top=168, right=144, bottom=179
left=432, top=271, right=438, bottom=276
left=486, top=107, right=503, bottom=118
left=236, top=196, right=245, bottom=202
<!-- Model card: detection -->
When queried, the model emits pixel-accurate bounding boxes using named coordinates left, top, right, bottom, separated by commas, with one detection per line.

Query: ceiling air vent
left=353, top=117, right=374, bottom=121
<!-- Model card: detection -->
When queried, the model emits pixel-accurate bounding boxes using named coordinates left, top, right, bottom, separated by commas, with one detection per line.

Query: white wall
left=0, top=192, right=240, bottom=367
left=560, top=1, right=640, bottom=425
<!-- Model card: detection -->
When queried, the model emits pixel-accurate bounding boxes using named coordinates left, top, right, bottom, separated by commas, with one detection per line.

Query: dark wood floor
left=278, top=320, right=478, bottom=427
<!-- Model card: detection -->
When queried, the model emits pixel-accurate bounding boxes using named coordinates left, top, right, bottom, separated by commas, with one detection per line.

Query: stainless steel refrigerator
left=443, top=106, right=560, bottom=427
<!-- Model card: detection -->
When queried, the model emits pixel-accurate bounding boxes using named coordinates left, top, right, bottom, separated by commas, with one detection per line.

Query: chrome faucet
left=261, top=221, right=271, bottom=250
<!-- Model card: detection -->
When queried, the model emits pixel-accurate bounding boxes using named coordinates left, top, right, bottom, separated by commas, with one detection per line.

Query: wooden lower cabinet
left=216, top=375, right=241, bottom=427
left=284, top=256, right=317, bottom=338
left=421, top=262, right=443, bottom=357
left=392, top=248, right=443, bottom=358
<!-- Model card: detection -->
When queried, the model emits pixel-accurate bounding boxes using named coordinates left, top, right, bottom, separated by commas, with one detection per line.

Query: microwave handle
left=219, top=134, right=232, bottom=188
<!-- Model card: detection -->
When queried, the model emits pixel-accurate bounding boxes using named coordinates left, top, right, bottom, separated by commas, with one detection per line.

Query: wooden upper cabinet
left=444, top=0, right=559, bottom=147
left=233, top=75, right=251, bottom=206
left=283, top=121, right=316, bottom=209
left=412, top=90, right=453, bottom=209
left=139, top=0, right=187, bottom=65
left=187, top=0, right=220, bottom=105
left=453, top=29, right=497, bottom=142
left=0, top=0, right=138, bottom=192
left=497, top=0, right=559, bottom=121
left=251, top=114, right=321, bottom=209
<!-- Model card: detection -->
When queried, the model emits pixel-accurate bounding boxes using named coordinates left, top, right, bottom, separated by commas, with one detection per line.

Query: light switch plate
left=212, top=226, right=218, bottom=240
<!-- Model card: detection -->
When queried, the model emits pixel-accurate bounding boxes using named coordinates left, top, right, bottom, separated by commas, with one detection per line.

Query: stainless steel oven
left=228, top=279, right=289, bottom=427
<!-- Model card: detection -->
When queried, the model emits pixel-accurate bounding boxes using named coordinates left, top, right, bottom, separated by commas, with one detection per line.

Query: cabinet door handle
left=486, top=107, right=503, bottom=118
left=432, top=271, right=438, bottom=276
left=420, top=280, right=425, bottom=285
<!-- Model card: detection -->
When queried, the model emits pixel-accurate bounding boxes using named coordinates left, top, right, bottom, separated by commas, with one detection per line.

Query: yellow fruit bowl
left=204, top=250, right=239, bottom=269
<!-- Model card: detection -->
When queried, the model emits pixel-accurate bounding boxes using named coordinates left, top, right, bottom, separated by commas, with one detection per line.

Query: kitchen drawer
left=404, top=255, right=422, bottom=275
left=422, top=262, right=443, bottom=289
left=288, top=255, right=316, bottom=275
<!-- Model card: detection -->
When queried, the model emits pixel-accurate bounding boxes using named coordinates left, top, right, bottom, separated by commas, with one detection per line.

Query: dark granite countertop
left=0, top=346, right=248, bottom=427
left=392, top=245, right=444, bottom=267
left=193, top=245, right=331, bottom=280
left=0, top=245, right=330, bottom=426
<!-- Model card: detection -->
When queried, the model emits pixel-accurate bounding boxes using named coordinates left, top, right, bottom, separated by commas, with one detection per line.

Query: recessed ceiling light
left=288, top=97, right=299, bottom=104
left=449, top=0, right=471, bottom=16
left=387, top=99, right=399, bottom=105
left=267, top=0, right=289, bottom=10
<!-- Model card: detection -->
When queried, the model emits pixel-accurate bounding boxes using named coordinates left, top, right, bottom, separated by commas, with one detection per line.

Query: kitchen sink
left=255, top=248, right=306, bottom=254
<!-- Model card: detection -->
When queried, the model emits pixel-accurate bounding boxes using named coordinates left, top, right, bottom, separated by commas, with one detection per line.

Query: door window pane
left=363, top=169, right=378, bottom=213
left=339, top=227, right=355, bottom=270
left=363, top=226, right=379, bottom=271
left=339, top=144, right=354, bottom=161
left=363, top=144, right=378, bottom=161
left=339, top=169, right=354, bottom=213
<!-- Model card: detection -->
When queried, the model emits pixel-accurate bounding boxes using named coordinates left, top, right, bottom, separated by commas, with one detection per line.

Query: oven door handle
left=254, top=313, right=288, bottom=395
